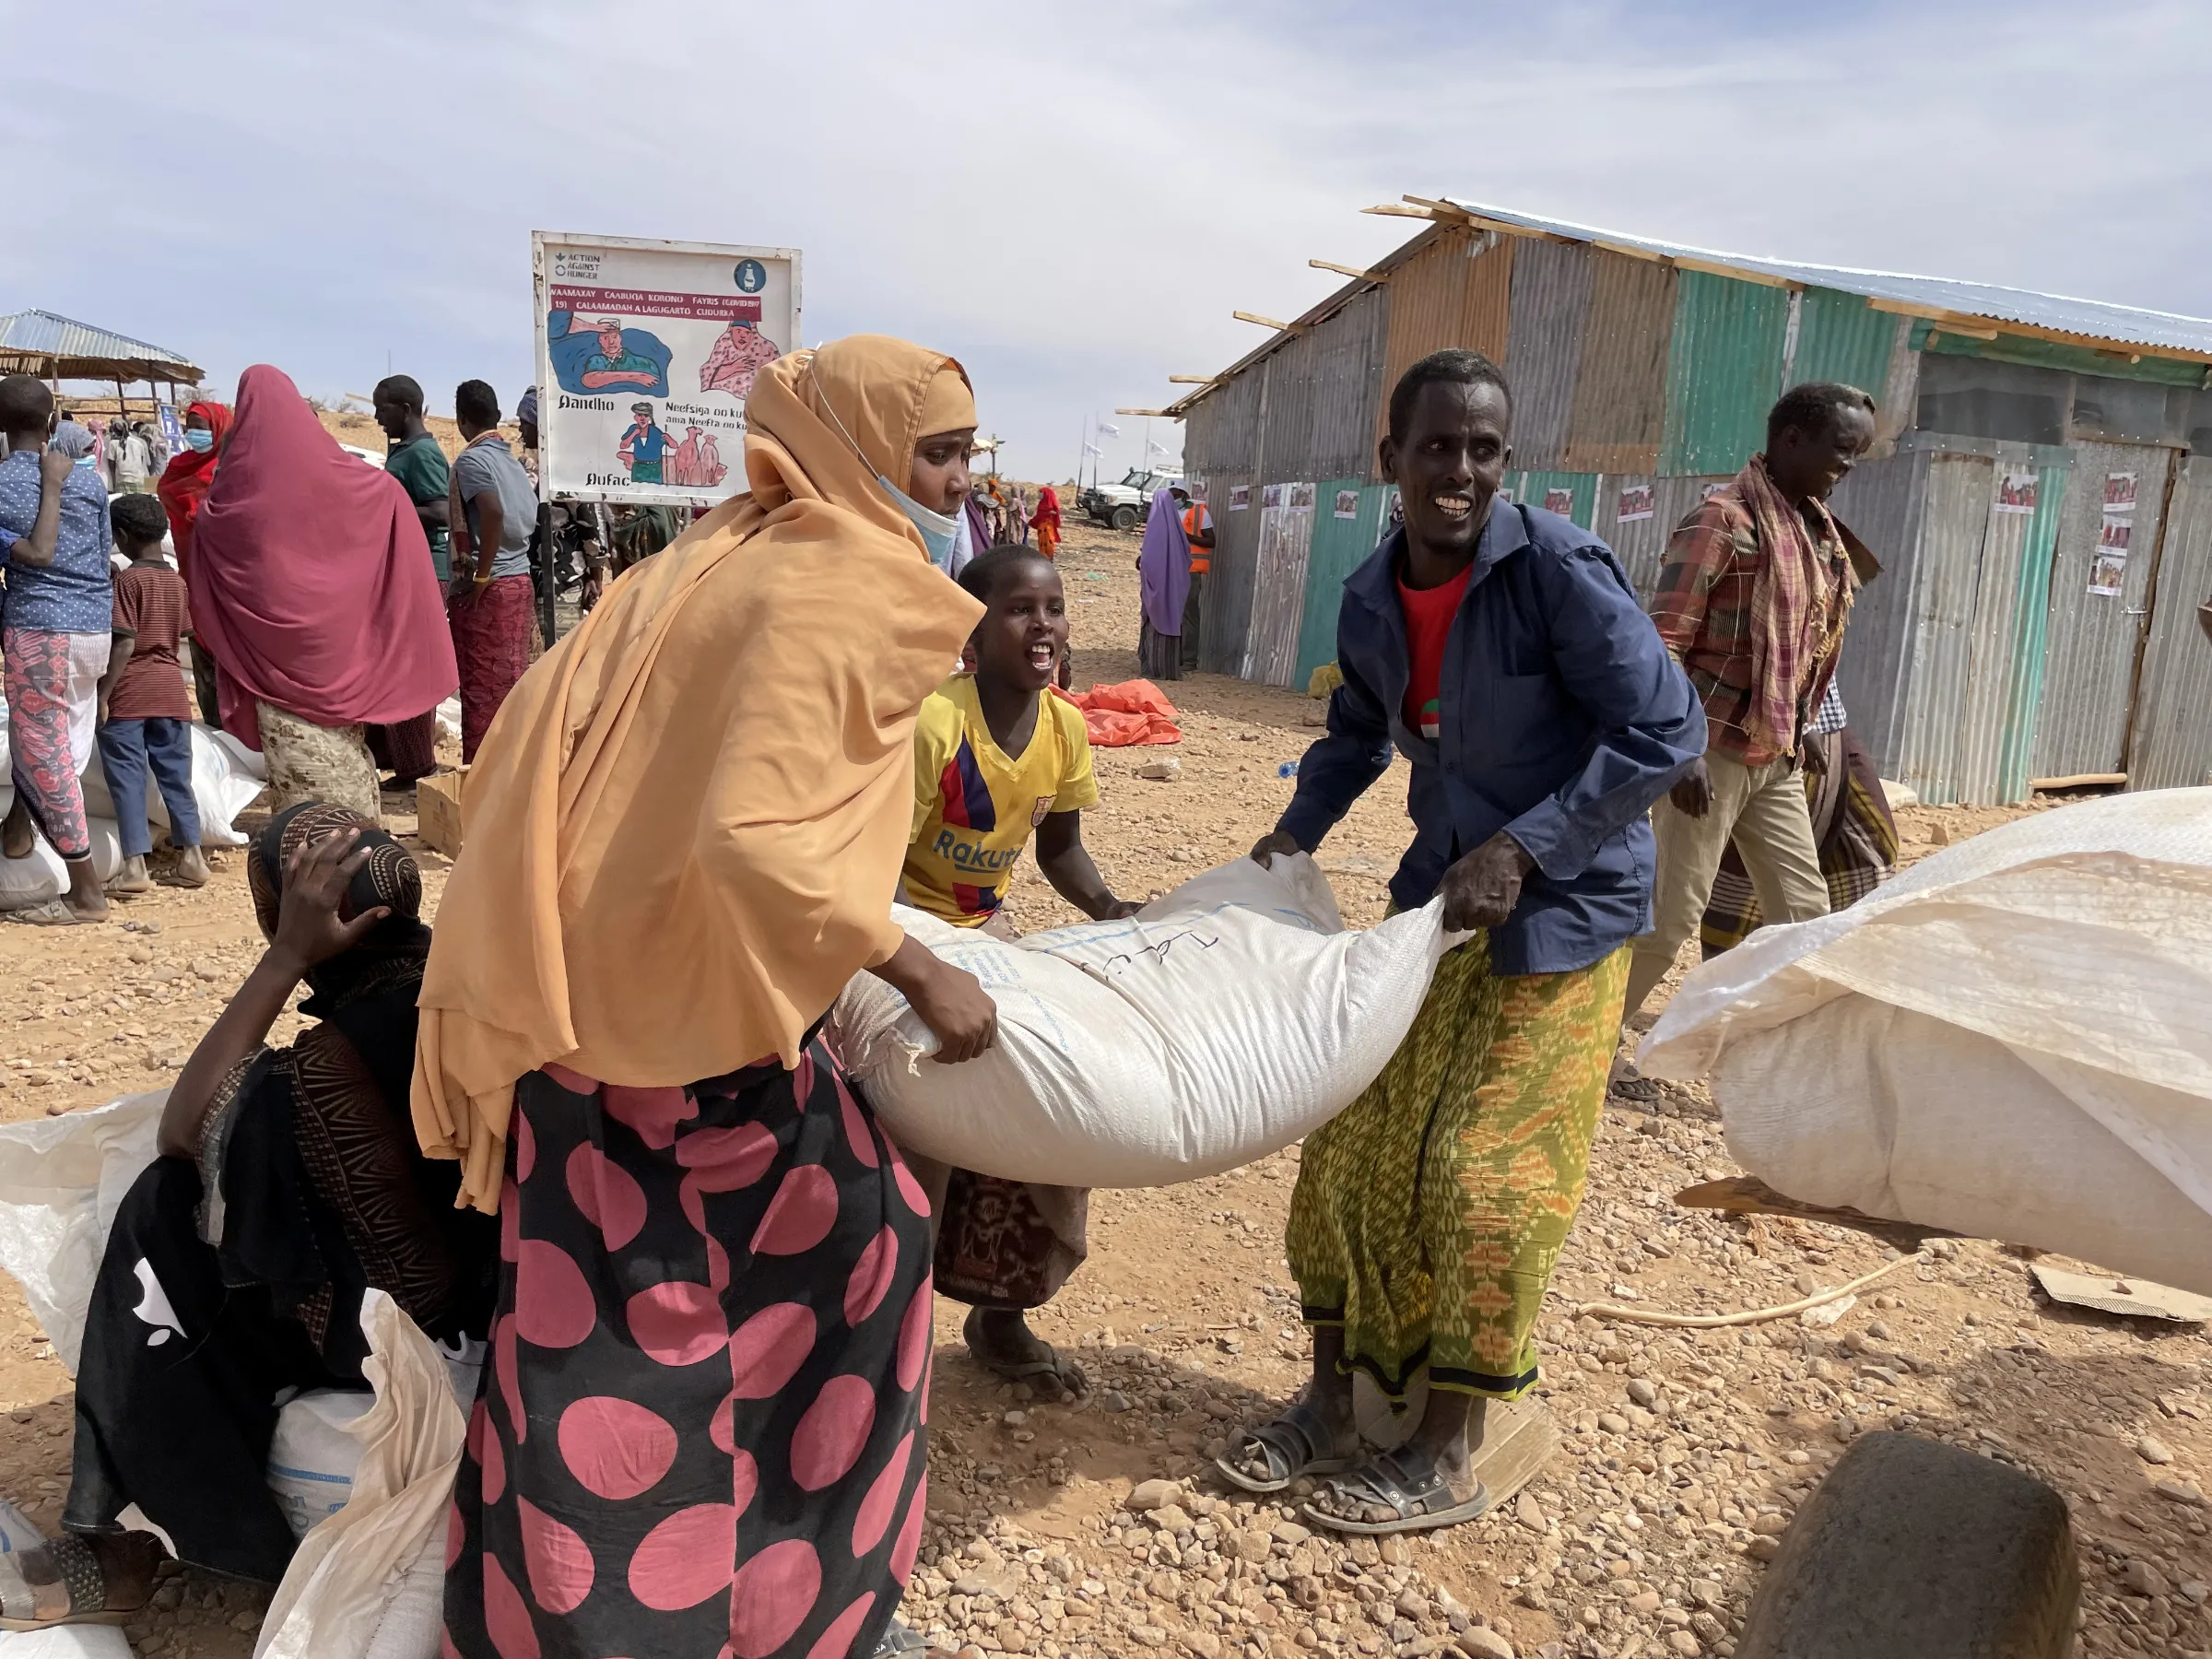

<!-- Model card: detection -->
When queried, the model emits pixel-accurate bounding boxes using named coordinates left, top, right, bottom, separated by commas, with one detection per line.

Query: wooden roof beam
left=1309, top=258, right=1385, bottom=282
left=1115, top=406, right=1177, bottom=418
left=1362, top=203, right=1435, bottom=219
left=1233, top=312, right=1290, bottom=331
left=1167, top=375, right=1218, bottom=385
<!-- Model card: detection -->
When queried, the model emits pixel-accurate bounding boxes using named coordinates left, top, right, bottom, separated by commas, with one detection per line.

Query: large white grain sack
left=0, top=819, right=123, bottom=908
left=268, top=1391, right=373, bottom=1539
left=0, top=1626, right=136, bottom=1656
left=76, top=723, right=266, bottom=849
left=832, top=853, right=1458, bottom=1187
left=1640, top=789, right=2212, bottom=1295
left=0, top=1092, right=166, bottom=1371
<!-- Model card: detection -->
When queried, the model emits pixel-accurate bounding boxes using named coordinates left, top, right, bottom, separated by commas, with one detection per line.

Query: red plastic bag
left=1056, top=679, right=1182, bottom=747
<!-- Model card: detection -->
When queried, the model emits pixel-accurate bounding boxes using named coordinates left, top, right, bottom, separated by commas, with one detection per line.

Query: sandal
left=4, top=900, right=100, bottom=927
left=0, top=1533, right=129, bottom=1630
left=872, top=1616, right=930, bottom=1655
left=1302, top=1447, right=1492, bottom=1535
left=1216, top=1398, right=1361, bottom=1494
left=962, top=1307, right=1087, bottom=1402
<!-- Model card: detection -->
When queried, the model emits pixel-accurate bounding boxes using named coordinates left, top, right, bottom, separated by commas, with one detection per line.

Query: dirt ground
left=0, top=516, right=2205, bottom=1658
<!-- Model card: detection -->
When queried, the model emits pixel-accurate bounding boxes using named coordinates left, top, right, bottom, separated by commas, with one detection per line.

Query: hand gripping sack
left=830, top=853, right=1459, bottom=1187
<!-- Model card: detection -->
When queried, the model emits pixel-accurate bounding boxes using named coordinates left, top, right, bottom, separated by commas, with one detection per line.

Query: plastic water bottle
left=1277, top=761, right=1299, bottom=780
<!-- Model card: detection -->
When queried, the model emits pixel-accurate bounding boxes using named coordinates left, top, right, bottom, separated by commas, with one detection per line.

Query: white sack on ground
left=73, top=723, right=267, bottom=849
left=0, top=820, right=124, bottom=910
left=0, top=1092, right=165, bottom=1371
left=1640, top=789, right=2212, bottom=1296
left=256, top=1290, right=465, bottom=1659
left=832, top=853, right=1459, bottom=1188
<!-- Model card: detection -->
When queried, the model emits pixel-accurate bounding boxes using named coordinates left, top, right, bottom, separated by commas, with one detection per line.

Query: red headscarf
left=1030, top=484, right=1061, bottom=532
left=155, top=398, right=232, bottom=578
left=187, top=365, right=457, bottom=750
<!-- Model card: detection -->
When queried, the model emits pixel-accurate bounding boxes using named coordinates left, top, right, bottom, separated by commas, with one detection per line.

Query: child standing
left=96, top=494, right=209, bottom=895
left=901, top=544, right=1136, bottom=1398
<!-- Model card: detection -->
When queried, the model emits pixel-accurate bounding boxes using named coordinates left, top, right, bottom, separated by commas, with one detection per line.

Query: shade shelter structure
left=0, top=309, right=204, bottom=421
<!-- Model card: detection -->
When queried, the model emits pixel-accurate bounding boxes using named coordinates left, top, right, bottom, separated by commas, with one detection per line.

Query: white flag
left=1147, top=440, right=1172, bottom=457
left=1095, top=420, right=1122, bottom=437
left=1082, top=442, right=1102, bottom=458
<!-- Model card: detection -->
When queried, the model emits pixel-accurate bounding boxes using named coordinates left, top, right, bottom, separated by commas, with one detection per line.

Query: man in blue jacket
left=1222, top=349, right=1703, bottom=1535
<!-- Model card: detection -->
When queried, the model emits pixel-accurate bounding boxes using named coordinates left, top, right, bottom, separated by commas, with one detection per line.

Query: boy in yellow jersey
left=902, top=544, right=1138, bottom=1397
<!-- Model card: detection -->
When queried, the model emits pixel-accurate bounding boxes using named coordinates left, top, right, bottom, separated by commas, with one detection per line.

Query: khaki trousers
left=1626, top=751, right=1830, bottom=1015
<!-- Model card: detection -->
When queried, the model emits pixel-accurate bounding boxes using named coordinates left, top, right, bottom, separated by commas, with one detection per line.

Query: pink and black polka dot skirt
left=441, top=1038, right=934, bottom=1658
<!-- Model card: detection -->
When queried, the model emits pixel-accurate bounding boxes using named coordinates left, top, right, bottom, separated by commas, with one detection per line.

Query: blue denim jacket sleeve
left=1277, top=640, right=1395, bottom=852
left=1501, top=546, right=1706, bottom=880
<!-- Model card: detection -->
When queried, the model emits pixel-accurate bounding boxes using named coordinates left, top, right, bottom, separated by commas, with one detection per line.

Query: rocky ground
left=0, top=517, right=2205, bottom=1657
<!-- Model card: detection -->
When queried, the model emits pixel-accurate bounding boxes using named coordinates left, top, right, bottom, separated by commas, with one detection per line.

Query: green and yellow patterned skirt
left=1288, top=934, right=1628, bottom=1401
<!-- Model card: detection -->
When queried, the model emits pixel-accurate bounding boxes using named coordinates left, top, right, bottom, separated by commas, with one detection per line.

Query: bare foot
left=1, top=798, right=31, bottom=861
left=962, top=1306, right=1086, bottom=1401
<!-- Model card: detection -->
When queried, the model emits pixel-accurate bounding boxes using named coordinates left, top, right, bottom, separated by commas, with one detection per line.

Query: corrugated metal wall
left=1295, top=482, right=1391, bottom=687
left=1502, top=240, right=1594, bottom=470
left=1659, top=270, right=1791, bottom=476
left=1373, top=229, right=1515, bottom=456
left=1512, top=470, right=1597, bottom=528
left=2030, top=441, right=2177, bottom=780
left=1200, top=470, right=1260, bottom=675
left=1311, top=287, right=1389, bottom=482
left=1889, top=453, right=1994, bottom=805
left=2124, top=454, right=2212, bottom=789
left=1561, top=252, right=1677, bottom=474
left=1183, top=363, right=1265, bottom=479
left=1255, top=331, right=1319, bottom=485
left=1789, top=288, right=1902, bottom=400
left=1592, top=473, right=1737, bottom=603
left=1830, top=450, right=1932, bottom=772
left=1243, top=484, right=1318, bottom=687
left=1994, top=458, right=2071, bottom=803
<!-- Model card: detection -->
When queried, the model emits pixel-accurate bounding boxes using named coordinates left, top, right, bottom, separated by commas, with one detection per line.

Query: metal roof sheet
left=1438, top=198, right=2212, bottom=359
left=0, top=310, right=202, bottom=380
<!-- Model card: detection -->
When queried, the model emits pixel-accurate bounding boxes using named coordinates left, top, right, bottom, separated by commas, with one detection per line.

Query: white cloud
left=4, top=0, right=2204, bottom=484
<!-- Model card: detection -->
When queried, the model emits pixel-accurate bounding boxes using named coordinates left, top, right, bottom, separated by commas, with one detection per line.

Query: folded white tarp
left=1640, top=789, right=2212, bottom=1296
left=833, top=853, right=1459, bottom=1188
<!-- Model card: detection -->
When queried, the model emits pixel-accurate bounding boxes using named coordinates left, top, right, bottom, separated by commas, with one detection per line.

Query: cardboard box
left=416, top=768, right=467, bottom=859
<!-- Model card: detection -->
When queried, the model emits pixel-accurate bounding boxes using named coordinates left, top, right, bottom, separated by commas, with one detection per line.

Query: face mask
left=879, top=474, right=961, bottom=570
left=183, top=429, right=215, bottom=453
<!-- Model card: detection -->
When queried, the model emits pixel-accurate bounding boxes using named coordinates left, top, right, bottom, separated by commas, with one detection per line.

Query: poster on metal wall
left=1995, top=470, right=2039, bottom=516
left=1228, top=484, right=1251, bottom=511
left=2088, top=516, right=2131, bottom=597
left=533, top=230, right=801, bottom=505
left=1334, top=488, right=1359, bottom=520
left=1544, top=487, right=1575, bottom=517
left=1616, top=483, right=1654, bottom=524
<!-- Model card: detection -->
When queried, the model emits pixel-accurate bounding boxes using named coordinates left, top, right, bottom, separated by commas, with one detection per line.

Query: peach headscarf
left=412, top=335, right=983, bottom=1212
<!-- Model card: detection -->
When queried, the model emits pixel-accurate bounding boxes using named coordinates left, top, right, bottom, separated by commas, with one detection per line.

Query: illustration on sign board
left=1616, top=483, right=1654, bottom=524
left=699, top=322, right=781, bottom=399
left=618, top=404, right=673, bottom=484
left=668, top=426, right=728, bottom=488
left=548, top=311, right=673, bottom=398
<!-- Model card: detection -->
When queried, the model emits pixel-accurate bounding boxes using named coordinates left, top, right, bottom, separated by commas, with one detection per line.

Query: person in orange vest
left=1171, top=482, right=1214, bottom=670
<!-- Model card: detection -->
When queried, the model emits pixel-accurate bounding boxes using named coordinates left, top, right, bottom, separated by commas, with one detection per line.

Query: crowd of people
left=0, top=333, right=1898, bottom=1655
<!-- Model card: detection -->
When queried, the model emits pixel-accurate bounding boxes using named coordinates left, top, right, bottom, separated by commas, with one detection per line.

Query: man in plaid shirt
left=1624, top=382, right=1882, bottom=1017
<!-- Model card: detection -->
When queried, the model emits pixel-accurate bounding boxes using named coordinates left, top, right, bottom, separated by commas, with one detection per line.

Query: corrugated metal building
left=1168, top=198, right=2212, bottom=803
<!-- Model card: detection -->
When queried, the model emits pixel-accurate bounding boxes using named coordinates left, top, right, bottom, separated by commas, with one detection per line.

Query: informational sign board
left=532, top=230, right=801, bottom=505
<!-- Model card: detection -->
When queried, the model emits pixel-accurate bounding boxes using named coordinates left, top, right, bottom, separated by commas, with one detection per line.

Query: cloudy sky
left=7, top=0, right=2207, bottom=483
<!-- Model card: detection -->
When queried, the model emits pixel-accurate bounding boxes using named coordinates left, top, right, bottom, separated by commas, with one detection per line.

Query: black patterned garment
left=65, top=802, right=498, bottom=1581
left=441, top=1044, right=933, bottom=1659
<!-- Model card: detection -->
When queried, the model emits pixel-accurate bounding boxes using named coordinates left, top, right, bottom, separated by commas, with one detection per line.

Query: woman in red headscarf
left=186, top=366, right=456, bottom=822
left=157, top=399, right=233, bottom=727
left=1028, top=481, right=1062, bottom=559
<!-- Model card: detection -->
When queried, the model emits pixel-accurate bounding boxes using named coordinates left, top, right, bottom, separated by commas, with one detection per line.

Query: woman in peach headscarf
left=419, top=337, right=997, bottom=1659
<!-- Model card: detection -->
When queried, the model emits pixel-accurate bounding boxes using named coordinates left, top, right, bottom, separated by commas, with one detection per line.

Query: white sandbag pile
left=833, top=853, right=1460, bottom=1188
left=1640, top=789, right=2212, bottom=1297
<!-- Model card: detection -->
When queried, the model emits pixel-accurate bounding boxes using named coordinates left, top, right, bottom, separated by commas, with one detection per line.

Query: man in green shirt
left=373, top=375, right=453, bottom=582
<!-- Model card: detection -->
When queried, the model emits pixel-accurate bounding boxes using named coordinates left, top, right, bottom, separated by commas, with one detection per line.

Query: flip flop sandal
left=0, top=1534, right=128, bottom=1630
left=871, top=1616, right=931, bottom=1655
left=1301, top=1449, right=1492, bottom=1536
left=1215, top=1399, right=1362, bottom=1495
left=961, top=1307, right=1086, bottom=1401
left=4, top=901, right=95, bottom=927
